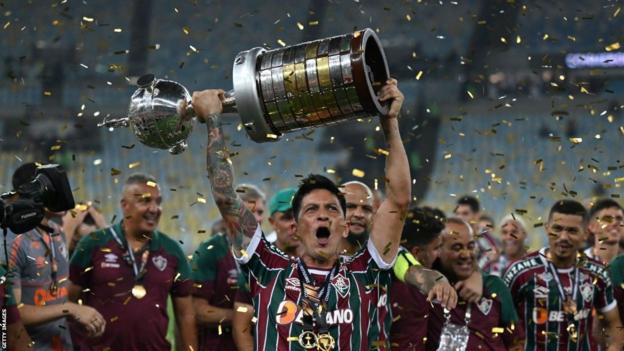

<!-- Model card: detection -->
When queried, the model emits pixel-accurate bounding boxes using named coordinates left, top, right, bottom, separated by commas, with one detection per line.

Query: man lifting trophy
left=100, top=28, right=391, bottom=153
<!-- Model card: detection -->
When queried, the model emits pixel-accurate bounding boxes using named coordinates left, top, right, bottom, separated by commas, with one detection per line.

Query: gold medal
left=316, top=333, right=336, bottom=351
left=132, top=284, right=147, bottom=299
left=298, top=331, right=317, bottom=349
left=566, top=323, right=578, bottom=341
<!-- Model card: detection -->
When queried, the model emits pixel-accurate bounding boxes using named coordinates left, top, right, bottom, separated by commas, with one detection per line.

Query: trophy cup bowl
left=100, top=28, right=389, bottom=154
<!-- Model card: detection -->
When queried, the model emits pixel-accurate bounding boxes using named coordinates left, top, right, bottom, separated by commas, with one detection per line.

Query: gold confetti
left=75, top=204, right=88, bottom=211
left=614, top=177, right=624, bottom=183
left=444, top=153, right=452, bottom=160
left=309, top=20, right=319, bottom=26
left=405, top=14, right=412, bottom=21
left=376, top=148, right=389, bottom=156
left=146, top=180, right=157, bottom=187
left=543, top=33, right=549, bottom=40
left=500, top=37, right=507, bottom=44
left=277, top=39, right=286, bottom=47
left=352, top=169, right=365, bottom=178
left=128, top=162, right=141, bottom=169
left=492, top=327, right=505, bottom=334
left=50, top=145, right=62, bottom=151
left=218, top=324, right=222, bottom=335
left=326, top=168, right=336, bottom=174
left=189, top=45, right=198, bottom=53
left=416, top=70, right=423, bottom=80
left=236, top=306, right=249, bottom=313
left=82, top=16, right=95, bottom=22
left=93, top=159, right=102, bottom=166
left=266, top=133, right=278, bottom=139
left=182, top=26, right=190, bottom=35
left=43, top=91, right=52, bottom=96
left=113, top=28, right=122, bottom=33
left=3, top=21, right=10, bottom=30
left=197, top=197, right=207, bottom=204
left=569, top=137, right=583, bottom=144
left=605, top=42, right=620, bottom=52
left=614, top=6, right=621, bottom=17
left=515, top=35, right=522, bottom=44
left=466, top=90, right=474, bottom=99
left=296, top=22, right=304, bottom=30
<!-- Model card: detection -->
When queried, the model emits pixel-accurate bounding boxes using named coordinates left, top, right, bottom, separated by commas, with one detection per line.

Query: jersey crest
left=331, top=272, right=350, bottom=298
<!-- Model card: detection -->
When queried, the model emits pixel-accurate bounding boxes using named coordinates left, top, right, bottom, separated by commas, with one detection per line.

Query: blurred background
left=1, top=0, right=623, bottom=252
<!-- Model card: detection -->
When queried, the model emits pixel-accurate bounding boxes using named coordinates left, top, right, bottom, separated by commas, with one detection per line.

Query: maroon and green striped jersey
left=69, top=222, right=193, bottom=351
left=0, top=265, right=20, bottom=325
left=191, top=233, right=239, bottom=350
left=502, top=247, right=616, bottom=351
left=426, top=273, right=522, bottom=351
left=237, top=226, right=395, bottom=351
left=608, top=254, right=624, bottom=323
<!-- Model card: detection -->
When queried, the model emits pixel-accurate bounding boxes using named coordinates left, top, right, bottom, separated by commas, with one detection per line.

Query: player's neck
left=122, top=223, right=151, bottom=249
left=547, top=248, right=576, bottom=268
left=302, top=254, right=337, bottom=270
left=508, top=248, right=526, bottom=261
left=593, top=244, right=617, bottom=264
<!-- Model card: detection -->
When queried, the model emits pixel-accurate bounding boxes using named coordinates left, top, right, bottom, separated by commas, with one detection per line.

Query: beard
left=347, top=229, right=369, bottom=250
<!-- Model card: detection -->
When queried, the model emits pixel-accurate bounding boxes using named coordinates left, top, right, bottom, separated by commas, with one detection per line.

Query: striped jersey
left=502, top=247, right=616, bottom=351
left=607, top=254, right=624, bottom=323
left=237, top=226, right=395, bottom=351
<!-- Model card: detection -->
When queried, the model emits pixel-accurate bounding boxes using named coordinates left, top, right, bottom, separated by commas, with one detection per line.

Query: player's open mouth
left=316, top=226, right=330, bottom=245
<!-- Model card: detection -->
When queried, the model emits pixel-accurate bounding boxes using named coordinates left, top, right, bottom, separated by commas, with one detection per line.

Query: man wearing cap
left=68, top=173, right=197, bottom=350
left=232, top=187, right=300, bottom=351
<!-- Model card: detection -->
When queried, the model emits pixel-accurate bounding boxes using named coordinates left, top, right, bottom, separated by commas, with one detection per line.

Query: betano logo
left=276, top=300, right=354, bottom=326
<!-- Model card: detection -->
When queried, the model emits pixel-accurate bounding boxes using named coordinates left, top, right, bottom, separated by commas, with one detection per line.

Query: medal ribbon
left=110, top=227, right=150, bottom=282
left=296, top=258, right=340, bottom=334
left=545, top=260, right=579, bottom=315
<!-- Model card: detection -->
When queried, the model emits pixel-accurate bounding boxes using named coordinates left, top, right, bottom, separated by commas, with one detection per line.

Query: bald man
left=69, top=173, right=197, bottom=351
left=340, top=181, right=375, bottom=255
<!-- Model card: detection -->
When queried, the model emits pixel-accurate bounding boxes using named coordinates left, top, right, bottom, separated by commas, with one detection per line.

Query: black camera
left=0, top=164, right=75, bottom=234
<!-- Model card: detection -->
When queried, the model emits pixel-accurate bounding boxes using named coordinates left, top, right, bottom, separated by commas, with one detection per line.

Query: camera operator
left=7, top=163, right=105, bottom=350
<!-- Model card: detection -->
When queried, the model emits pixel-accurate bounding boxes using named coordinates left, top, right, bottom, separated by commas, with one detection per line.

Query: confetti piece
left=277, top=39, right=286, bottom=47
left=182, top=26, right=190, bottom=35
left=605, top=42, right=620, bottom=52
left=416, top=70, right=423, bottom=80
left=569, top=137, right=583, bottom=144
left=614, top=177, right=624, bottom=183
left=492, top=327, right=505, bottom=334
left=93, top=159, right=102, bottom=166
left=516, top=35, right=522, bottom=44
left=405, top=14, right=412, bottom=21
left=197, top=197, right=207, bottom=204
left=128, top=162, right=141, bottom=169
left=189, top=45, right=198, bottom=53
left=352, top=169, right=365, bottom=178
left=466, top=90, right=474, bottom=99
left=326, top=168, right=336, bottom=174
left=114, top=28, right=122, bottom=33
left=444, top=153, right=452, bottom=160
left=296, top=22, right=304, bottom=30
left=82, top=16, right=95, bottom=22
left=266, top=133, right=278, bottom=139
left=236, top=306, right=249, bottom=313
left=146, top=181, right=157, bottom=187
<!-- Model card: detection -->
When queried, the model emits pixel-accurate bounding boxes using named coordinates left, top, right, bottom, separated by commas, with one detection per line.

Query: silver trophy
left=100, top=28, right=389, bottom=154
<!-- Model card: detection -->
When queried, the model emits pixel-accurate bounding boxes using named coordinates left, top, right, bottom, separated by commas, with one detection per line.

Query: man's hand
left=427, top=280, right=458, bottom=310
left=378, top=78, right=404, bottom=119
left=454, top=270, right=483, bottom=304
left=191, top=90, right=224, bottom=122
left=69, top=303, right=106, bottom=337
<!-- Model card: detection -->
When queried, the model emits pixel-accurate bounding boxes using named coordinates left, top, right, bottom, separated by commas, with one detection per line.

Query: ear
left=341, top=220, right=350, bottom=239
left=268, top=216, right=275, bottom=227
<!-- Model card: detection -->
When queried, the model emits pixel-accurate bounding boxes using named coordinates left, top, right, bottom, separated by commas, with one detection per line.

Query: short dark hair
left=455, top=195, right=480, bottom=213
left=588, top=198, right=623, bottom=221
left=549, top=199, right=588, bottom=224
left=291, top=174, right=347, bottom=221
left=402, top=206, right=446, bottom=249
left=12, top=162, right=38, bottom=190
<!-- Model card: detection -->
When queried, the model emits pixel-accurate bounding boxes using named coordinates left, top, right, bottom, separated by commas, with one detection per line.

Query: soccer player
left=503, top=199, right=624, bottom=351
left=193, top=78, right=409, bottom=350
left=485, top=214, right=529, bottom=277
left=69, top=173, right=197, bottom=350
left=584, top=198, right=624, bottom=265
left=390, top=206, right=449, bottom=351
left=340, top=181, right=375, bottom=255
left=454, top=196, right=500, bottom=271
left=232, top=187, right=300, bottom=351
left=191, top=183, right=266, bottom=351
left=428, top=217, right=523, bottom=350
left=9, top=163, right=105, bottom=350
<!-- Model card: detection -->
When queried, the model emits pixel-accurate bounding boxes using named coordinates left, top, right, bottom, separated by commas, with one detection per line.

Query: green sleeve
left=485, top=274, right=519, bottom=325
left=191, top=235, right=227, bottom=283
left=608, top=255, right=624, bottom=286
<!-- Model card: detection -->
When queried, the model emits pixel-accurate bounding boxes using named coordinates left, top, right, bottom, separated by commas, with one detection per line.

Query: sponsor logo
left=101, top=253, right=120, bottom=268
left=276, top=300, right=298, bottom=325
left=477, top=298, right=492, bottom=315
left=533, top=286, right=549, bottom=299
left=152, top=255, right=167, bottom=271
left=534, top=308, right=591, bottom=323
left=331, top=273, right=350, bottom=298
left=286, top=277, right=301, bottom=292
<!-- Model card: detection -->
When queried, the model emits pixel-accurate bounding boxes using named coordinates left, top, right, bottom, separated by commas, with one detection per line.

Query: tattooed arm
left=403, top=266, right=457, bottom=309
left=192, top=90, right=258, bottom=257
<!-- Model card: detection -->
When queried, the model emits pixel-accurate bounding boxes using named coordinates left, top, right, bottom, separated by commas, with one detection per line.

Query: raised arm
left=192, top=90, right=258, bottom=257
left=370, top=79, right=411, bottom=264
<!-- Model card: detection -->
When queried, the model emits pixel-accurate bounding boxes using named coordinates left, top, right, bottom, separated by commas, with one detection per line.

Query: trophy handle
left=97, top=117, right=130, bottom=128
left=222, top=89, right=236, bottom=113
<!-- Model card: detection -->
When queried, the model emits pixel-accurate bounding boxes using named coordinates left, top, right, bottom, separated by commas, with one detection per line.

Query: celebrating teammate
left=503, top=200, right=624, bottom=350
left=194, top=78, right=409, bottom=350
